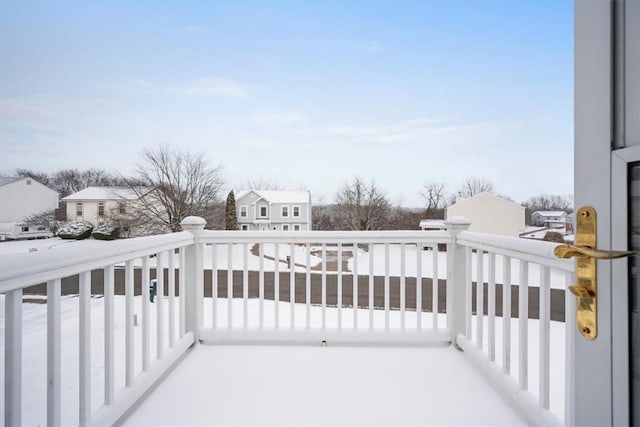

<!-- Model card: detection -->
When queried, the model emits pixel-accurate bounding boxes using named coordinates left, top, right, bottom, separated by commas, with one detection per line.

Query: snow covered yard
left=0, top=294, right=565, bottom=425
left=0, top=239, right=569, bottom=290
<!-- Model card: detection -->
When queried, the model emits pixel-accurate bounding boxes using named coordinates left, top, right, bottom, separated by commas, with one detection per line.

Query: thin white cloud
left=245, top=138, right=278, bottom=149
left=251, top=109, right=304, bottom=125
left=0, top=98, right=58, bottom=122
left=304, top=117, right=495, bottom=146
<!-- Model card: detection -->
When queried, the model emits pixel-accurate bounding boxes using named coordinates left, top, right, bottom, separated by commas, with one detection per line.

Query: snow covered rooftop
left=533, top=211, right=567, bottom=217
left=61, top=186, right=140, bottom=201
left=449, top=192, right=524, bottom=209
left=237, top=189, right=310, bottom=204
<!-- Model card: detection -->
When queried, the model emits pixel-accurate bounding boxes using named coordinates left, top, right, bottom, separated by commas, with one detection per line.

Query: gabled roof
left=0, top=176, right=58, bottom=194
left=532, top=210, right=567, bottom=217
left=236, top=190, right=310, bottom=204
left=62, top=186, right=139, bottom=201
left=0, top=177, right=22, bottom=187
left=448, top=192, right=524, bottom=210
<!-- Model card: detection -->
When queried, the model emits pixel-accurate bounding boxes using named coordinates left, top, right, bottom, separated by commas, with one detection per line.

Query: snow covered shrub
left=56, top=221, right=94, bottom=240
left=92, top=224, right=121, bottom=240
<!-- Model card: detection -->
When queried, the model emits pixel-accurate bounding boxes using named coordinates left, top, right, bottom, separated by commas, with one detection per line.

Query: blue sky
left=0, top=0, right=573, bottom=206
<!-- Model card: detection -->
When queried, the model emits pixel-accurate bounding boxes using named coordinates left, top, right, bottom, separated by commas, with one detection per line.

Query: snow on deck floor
left=123, top=344, right=527, bottom=426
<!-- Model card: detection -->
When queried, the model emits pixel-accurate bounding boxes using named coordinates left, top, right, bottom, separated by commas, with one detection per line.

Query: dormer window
left=259, top=206, right=268, bottom=217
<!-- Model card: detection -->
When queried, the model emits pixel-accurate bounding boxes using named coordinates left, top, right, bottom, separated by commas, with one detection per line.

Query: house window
left=21, top=226, right=29, bottom=232
left=119, top=203, right=126, bottom=214
left=241, top=224, right=249, bottom=231
left=26, top=179, right=32, bottom=185
left=98, top=202, right=105, bottom=217
left=240, top=206, right=248, bottom=218
left=282, top=224, right=289, bottom=231
left=293, top=224, right=300, bottom=231
left=76, top=203, right=83, bottom=216
left=293, top=206, right=300, bottom=217
left=259, top=206, right=268, bottom=217
left=282, top=206, right=289, bottom=217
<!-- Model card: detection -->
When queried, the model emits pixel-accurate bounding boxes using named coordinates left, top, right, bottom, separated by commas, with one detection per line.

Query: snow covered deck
left=124, top=343, right=527, bottom=426
left=1, top=217, right=574, bottom=426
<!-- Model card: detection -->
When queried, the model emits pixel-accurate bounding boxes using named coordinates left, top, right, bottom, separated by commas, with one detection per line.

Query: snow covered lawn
left=1, top=239, right=570, bottom=290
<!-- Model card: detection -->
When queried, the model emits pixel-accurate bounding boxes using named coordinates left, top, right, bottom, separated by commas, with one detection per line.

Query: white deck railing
left=0, top=216, right=575, bottom=426
left=451, top=228, right=574, bottom=426
left=0, top=225, right=198, bottom=427
left=197, top=229, right=451, bottom=345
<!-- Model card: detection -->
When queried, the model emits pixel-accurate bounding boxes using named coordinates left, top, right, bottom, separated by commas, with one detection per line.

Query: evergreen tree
left=225, top=190, right=238, bottom=230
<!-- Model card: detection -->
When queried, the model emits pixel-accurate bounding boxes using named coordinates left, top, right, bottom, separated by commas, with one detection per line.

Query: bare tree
left=23, top=209, right=65, bottom=234
left=243, top=178, right=283, bottom=190
left=335, top=177, right=391, bottom=230
left=456, top=176, right=495, bottom=198
left=15, top=169, right=52, bottom=187
left=523, top=194, right=573, bottom=212
left=312, top=198, right=337, bottom=231
left=388, top=205, right=422, bottom=230
left=128, top=145, right=224, bottom=232
left=421, top=181, right=448, bottom=219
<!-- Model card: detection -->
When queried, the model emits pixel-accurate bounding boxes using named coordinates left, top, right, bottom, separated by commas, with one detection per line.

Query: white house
left=530, top=210, right=568, bottom=228
left=235, top=190, right=312, bottom=231
left=0, top=176, right=59, bottom=223
left=62, top=187, right=139, bottom=226
left=445, top=192, right=525, bottom=237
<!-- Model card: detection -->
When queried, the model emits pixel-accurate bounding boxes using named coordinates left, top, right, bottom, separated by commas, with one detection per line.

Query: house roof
left=236, top=190, right=310, bottom=204
left=532, top=210, right=567, bottom=217
left=0, top=176, right=58, bottom=194
left=0, top=177, right=22, bottom=187
left=62, top=186, right=139, bottom=201
left=448, top=192, right=524, bottom=210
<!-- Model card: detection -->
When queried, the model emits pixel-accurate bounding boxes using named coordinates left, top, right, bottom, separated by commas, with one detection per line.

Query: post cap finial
left=445, top=216, right=471, bottom=227
left=181, top=216, right=207, bottom=228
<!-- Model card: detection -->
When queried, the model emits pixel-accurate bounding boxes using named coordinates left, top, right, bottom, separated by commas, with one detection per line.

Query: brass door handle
left=553, top=206, right=634, bottom=340
left=554, top=244, right=635, bottom=260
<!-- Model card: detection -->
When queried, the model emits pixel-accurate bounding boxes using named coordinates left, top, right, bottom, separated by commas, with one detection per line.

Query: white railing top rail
left=200, top=229, right=451, bottom=245
left=456, top=230, right=573, bottom=272
left=0, top=231, right=194, bottom=293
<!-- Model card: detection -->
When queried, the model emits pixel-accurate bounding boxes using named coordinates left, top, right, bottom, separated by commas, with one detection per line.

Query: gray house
left=235, top=190, right=312, bottom=231
left=530, top=210, right=567, bottom=228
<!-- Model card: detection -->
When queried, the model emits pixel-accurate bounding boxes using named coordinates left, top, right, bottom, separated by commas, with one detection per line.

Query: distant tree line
left=15, top=152, right=573, bottom=235
left=312, top=176, right=572, bottom=231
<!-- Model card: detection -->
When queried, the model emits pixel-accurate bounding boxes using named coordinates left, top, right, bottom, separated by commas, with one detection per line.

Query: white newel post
left=181, top=216, right=206, bottom=343
left=445, top=216, right=471, bottom=346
